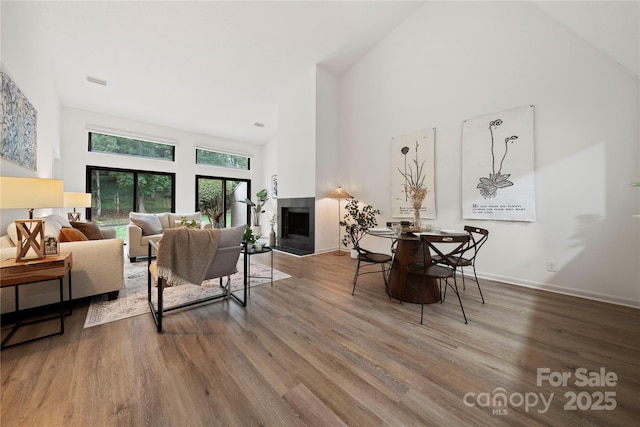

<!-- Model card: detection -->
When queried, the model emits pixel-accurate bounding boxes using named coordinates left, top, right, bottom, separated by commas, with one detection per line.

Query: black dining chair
left=432, top=225, right=488, bottom=303
left=404, top=233, right=470, bottom=324
left=348, top=230, right=392, bottom=298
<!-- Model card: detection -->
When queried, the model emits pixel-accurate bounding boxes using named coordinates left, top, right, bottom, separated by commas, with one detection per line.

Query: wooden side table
left=1, top=253, right=72, bottom=349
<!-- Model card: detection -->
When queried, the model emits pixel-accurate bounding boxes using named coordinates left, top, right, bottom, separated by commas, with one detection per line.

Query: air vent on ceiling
left=254, top=122, right=265, bottom=128
left=86, top=75, right=107, bottom=86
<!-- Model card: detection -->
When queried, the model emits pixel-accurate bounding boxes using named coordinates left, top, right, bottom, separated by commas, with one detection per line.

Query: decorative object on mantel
left=269, top=213, right=277, bottom=247
left=327, top=186, right=354, bottom=256
left=391, top=128, right=436, bottom=224
left=242, top=188, right=269, bottom=236
left=1, top=70, right=38, bottom=171
left=63, top=192, right=91, bottom=222
left=462, top=105, right=536, bottom=222
left=340, top=198, right=380, bottom=258
left=0, top=177, right=64, bottom=261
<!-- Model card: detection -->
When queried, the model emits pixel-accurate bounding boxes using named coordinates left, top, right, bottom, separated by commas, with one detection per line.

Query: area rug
left=83, top=259, right=290, bottom=328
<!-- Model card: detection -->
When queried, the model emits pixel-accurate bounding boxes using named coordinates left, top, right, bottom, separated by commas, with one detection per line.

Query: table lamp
left=326, top=186, right=353, bottom=256
left=0, top=177, right=64, bottom=261
left=63, top=192, right=92, bottom=221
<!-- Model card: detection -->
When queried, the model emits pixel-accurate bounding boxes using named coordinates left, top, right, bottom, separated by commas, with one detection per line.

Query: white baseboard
left=477, top=272, right=640, bottom=309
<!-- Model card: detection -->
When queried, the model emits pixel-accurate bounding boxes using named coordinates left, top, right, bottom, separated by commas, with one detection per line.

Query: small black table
left=242, top=245, right=273, bottom=294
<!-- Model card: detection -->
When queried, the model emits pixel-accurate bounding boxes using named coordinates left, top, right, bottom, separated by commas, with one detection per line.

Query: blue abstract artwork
left=1, top=70, right=37, bottom=170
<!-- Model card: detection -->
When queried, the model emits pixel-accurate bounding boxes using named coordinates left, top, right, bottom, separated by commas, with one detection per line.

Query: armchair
left=147, top=226, right=245, bottom=332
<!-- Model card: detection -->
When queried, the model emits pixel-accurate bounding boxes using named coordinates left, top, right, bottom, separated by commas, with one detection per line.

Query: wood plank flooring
left=2, top=251, right=639, bottom=426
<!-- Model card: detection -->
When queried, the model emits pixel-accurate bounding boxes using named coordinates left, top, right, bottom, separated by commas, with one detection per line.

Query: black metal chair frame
left=147, top=240, right=248, bottom=333
left=433, top=226, right=488, bottom=303
left=349, top=231, right=392, bottom=298
left=404, top=234, right=470, bottom=324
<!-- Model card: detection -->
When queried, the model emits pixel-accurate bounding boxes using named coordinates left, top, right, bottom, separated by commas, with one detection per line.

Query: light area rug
left=84, top=259, right=290, bottom=328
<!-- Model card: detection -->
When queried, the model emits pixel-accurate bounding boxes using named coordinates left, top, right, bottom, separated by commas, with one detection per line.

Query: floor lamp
left=0, top=177, right=64, bottom=261
left=326, top=186, right=353, bottom=256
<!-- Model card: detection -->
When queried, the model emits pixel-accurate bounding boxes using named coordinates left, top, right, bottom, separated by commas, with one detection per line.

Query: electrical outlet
left=546, top=261, right=557, bottom=272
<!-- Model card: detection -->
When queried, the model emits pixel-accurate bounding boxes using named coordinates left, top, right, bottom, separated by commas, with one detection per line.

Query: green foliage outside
left=196, top=148, right=249, bottom=169
left=90, top=133, right=174, bottom=160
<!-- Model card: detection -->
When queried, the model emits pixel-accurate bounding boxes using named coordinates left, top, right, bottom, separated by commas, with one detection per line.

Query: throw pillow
left=59, top=227, right=89, bottom=242
left=169, top=212, right=201, bottom=228
left=70, top=221, right=104, bottom=240
left=130, top=215, right=163, bottom=236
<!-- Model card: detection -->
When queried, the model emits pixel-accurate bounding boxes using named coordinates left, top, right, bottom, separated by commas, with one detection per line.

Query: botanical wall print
left=462, top=105, right=536, bottom=221
left=391, top=128, right=436, bottom=221
left=1, top=70, right=37, bottom=171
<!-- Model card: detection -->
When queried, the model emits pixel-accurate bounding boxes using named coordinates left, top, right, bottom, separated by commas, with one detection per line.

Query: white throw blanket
left=154, top=228, right=221, bottom=287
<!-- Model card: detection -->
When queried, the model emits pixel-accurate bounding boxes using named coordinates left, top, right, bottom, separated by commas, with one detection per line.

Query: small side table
left=1, top=253, right=72, bottom=349
left=242, top=245, right=273, bottom=294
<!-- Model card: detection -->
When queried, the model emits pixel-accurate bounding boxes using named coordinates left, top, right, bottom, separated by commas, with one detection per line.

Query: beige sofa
left=1, top=214, right=124, bottom=314
left=126, top=211, right=210, bottom=262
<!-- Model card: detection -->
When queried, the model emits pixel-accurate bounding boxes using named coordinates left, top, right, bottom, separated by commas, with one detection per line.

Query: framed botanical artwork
left=462, top=105, right=536, bottom=221
left=44, top=235, right=59, bottom=256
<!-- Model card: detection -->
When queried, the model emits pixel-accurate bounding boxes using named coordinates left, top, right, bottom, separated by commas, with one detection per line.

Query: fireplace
left=276, top=197, right=315, bottom=255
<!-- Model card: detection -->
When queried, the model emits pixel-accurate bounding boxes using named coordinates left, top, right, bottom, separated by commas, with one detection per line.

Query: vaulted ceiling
left=3, top=1, right=638, bottom=145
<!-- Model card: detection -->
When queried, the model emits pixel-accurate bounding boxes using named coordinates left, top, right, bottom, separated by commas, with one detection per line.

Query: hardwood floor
left=2, top=251, right=639, bottom=426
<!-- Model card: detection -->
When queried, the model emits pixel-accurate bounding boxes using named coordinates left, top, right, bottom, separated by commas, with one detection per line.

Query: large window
left=86, top=167, right=175, bottom=230
left=196, top=148, right=250, bottom=170
left=196, top=175, right=249, bottom=228
left=89, top=132, right=175, bottom=161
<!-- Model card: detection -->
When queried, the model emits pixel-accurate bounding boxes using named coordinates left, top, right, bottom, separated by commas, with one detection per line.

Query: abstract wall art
left=462, top=105, right=536, bottom=221
left=1, top=70, right=37, bottom=171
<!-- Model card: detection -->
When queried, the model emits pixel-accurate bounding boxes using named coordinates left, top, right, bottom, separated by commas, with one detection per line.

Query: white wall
left=1, top=2, right=62, bottom=232
left=61, top=107, right=263, bottom=214
left=337, top=1, right=639, bottom=306
left=277, top=68, right=317, bottom=199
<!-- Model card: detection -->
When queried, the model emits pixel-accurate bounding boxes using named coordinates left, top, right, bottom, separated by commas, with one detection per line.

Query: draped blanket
left=155, top=228, right=221, bottom=287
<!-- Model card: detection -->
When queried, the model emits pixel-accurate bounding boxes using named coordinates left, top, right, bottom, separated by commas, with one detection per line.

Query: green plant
left=242, top=188, right=269, bottom=226
left=632, top=181, right=640, bottom=187
left=242, top=227, right=260, bottom=244
left=179, top=216, right=198, bottom=228
left=339, top=199, right=380, bottom=248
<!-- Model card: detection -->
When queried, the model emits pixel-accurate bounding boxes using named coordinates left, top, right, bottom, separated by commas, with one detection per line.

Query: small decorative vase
left=269, top=228, right=276, bottom=247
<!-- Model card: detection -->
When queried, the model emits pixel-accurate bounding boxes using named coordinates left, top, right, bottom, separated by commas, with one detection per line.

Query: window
left=196, top=175, right=250, bottom=228
left=89, top=132, right=175, bottom=161
left=86, top=166, right=175, bottom=229
left=196, top=148, right=250, bottom=170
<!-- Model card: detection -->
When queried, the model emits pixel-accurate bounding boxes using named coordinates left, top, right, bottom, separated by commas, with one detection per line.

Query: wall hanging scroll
left=391, top=128, right=436, bottom=222
left=462, top=105, right=536, bottom=221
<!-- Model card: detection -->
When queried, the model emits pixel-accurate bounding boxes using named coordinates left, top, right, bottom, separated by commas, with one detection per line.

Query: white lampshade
left=63, top=192, right=92, bottom=208
left=0, top=177, right=64, bottom=211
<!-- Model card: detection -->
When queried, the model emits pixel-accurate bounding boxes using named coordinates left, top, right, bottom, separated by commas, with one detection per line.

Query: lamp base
left=67, top=211, right=81, bottom=222
left=15, top=219, right=45, bottom=262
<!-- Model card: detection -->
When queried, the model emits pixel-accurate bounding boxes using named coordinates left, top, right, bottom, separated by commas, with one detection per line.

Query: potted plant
left=340, top=198, right=380, bottom=257
left=242, top=188, right=269, bottom=235
left=242, top=227, right=260, bottom=251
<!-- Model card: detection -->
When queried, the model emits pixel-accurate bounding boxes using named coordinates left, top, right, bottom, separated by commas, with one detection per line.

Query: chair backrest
left=420, top=233, right=470, bottom=268
left=463, top=225, right=489, bottom=262
left=204, top=225, right=245, bottom=280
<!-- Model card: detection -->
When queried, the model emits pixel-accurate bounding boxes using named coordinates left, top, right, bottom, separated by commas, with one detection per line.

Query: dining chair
left=404, top=233, right=470, bottom=324
left=432, top=226, right=488, bottom=303
left=349, top=230, right=392, bottom=298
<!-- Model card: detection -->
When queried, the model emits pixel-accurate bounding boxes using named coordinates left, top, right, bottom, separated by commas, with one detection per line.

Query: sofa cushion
left=169, top=212, right=201, bottom=228
left=59, top=227, right=89, bottom=242
left=130, top=214, right=163, bottom=236
left=219, top=225, right=245, bottom=247
left=71, top=221, right=104, bottom=240
left=156, top=213, right=170, bottom=229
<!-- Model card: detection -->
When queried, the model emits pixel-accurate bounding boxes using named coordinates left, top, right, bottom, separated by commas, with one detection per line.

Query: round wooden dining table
left=369, top=228, right=467, bottom=304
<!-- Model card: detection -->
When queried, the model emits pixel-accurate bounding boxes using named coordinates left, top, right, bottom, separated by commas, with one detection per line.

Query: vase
left=413, top=207, right=421, bottom=229
left=269, top=228, right=276, bottom=247
left=252, top=225, right=262, bottom=237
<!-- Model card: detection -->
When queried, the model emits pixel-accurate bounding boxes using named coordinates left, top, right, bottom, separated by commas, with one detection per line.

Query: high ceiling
left=4, top=1, right=638, bottom=145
